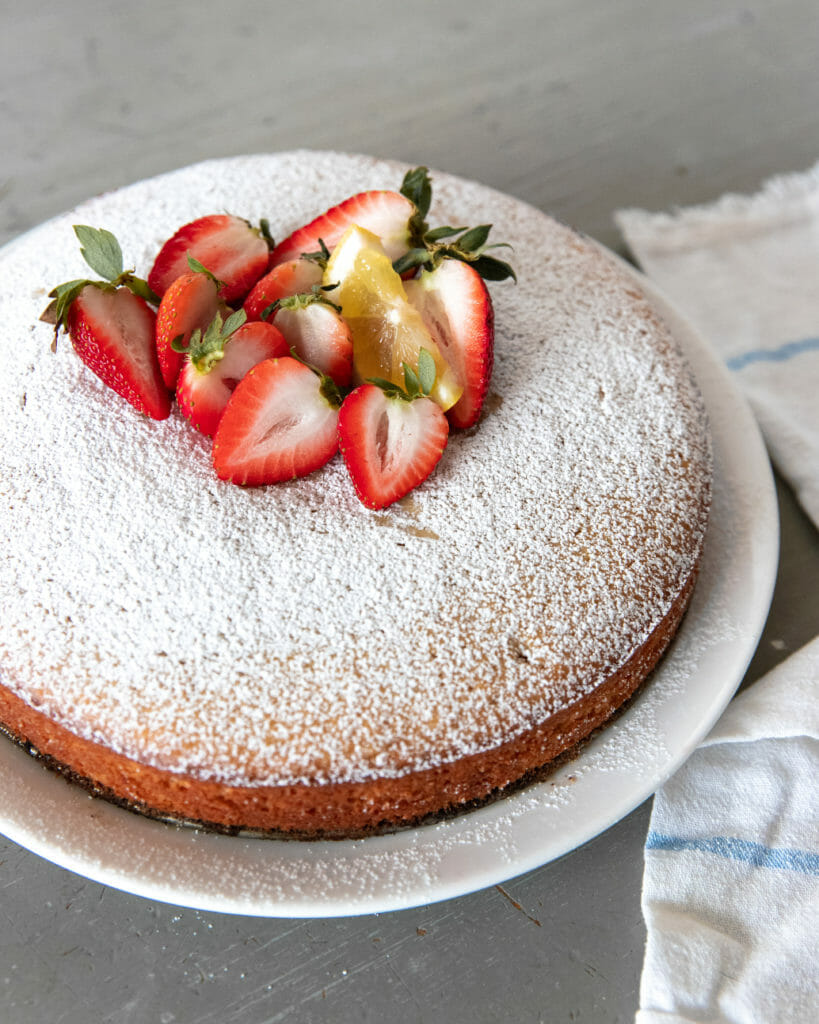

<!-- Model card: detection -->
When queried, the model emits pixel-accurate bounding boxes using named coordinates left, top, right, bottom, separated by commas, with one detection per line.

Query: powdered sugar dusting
left=0, top=153, right=710, bottom=788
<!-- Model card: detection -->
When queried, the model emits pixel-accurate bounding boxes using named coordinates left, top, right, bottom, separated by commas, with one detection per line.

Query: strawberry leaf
left=368, top=376, right=408, bottom=400
left=46, top=279, right=90, bottom=327
left=169, top=332, right=190, bottom=354
left=402, top=167, right=433, bottom=244
left=187, top=254, right=210, bottom=275
left=392, top=248, right=430, bottom=276
left=222, top=308, right=247, bottom=338
left=73, top=225, right=123, bottom=282
left=455, top=224, right=492, bottom=253
left=403, top=362, right=421, bottom=397
left=260, top=218, right=275, bottom=250
left=425, top=225, right=467, bottom=242
left=318, top=373, right=343, bottom=409
left=301, top=238, right=331, bottom=267
left=39, top=298, right=60, bottom=325
left=417, top=348, right=436, bottom=396
left=394, top=165, right=517, bottom=283
left=184, top=311, right=232, bottom=371
left=470, top=253, right=517, bottom=282
left=277, top=286, right=342, bottom=314
left=184, top=254, right=223, bottom=291
left=400, top=166, right=432, bottom=220
left=122, top=274, right=161, bottom=306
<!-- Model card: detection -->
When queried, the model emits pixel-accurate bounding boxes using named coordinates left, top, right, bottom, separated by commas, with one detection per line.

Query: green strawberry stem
left=185, top=254, right=225, bottom=290
left=299, top=238, right=332, bottom=267
left=171, top=308, right=247, bottom=373
left=260, top=284, right=341, bottom=323
left=368, top=347, right=437, bottom=402
left=44, top=224, right=160, bottom=332
left=395, top=168, right=517, bottom=282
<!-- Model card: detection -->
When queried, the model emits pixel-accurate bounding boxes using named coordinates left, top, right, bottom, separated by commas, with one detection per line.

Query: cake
left=0, top=152, right=711, bottom=838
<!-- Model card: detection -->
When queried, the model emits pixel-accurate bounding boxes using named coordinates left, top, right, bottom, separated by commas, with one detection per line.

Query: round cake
left=0, top=153, right=711, bottom=837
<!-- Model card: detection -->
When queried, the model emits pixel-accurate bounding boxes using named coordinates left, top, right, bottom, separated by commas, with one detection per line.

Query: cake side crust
left=0, top=559, right=701, bottom=838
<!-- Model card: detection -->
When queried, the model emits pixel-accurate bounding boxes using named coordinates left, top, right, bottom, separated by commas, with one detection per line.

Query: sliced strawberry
left=176, top=312, right=288, bottom=437
left=338, top=381, right=449, bottom=509
left=155, top=266, right=224, bottom=389
left=404, top=260, right=494, bottom=429
left=244, top=258, right=324, bottom=322
left=270, top=190, right=414, bottom=268
left=67, top=284, right=170, bottom=420
left=272, top=294, right=353, bottom=388
left=213, top=357, right=340, bottom=485
left=148, top=215, right=270, bottom=303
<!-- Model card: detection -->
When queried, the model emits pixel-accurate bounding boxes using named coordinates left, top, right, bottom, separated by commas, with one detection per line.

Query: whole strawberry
left=45, top=226, right=170, bottom=420
left=148, top=214, right=272, bottom=303
left=155, top=256, right=226, bottom=389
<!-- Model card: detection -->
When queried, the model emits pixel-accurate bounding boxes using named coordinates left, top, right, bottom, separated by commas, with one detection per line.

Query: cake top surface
left=0, top=152, right=711, bottom=787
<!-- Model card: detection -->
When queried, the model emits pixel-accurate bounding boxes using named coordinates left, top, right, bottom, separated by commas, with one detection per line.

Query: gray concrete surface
left=2, top=1, right=818, bottom=1021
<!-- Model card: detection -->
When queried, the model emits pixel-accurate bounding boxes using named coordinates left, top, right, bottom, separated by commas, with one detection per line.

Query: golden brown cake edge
left=0, top=558, right=701, bottom=839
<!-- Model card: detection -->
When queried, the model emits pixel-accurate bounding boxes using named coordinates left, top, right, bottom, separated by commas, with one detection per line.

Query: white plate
left=0, top=167, right=778, bottom=918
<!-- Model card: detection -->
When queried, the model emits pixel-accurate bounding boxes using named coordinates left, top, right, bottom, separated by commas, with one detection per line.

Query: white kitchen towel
left=616, top=162, right=819, bottom=529
left=635, top=637, right=819, bottom=1023
left=618, top=168, right=819, bottom=1022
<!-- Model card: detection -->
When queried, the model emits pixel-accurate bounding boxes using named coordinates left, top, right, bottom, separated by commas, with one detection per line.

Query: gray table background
left=2, top=2, right=818, bottom=1021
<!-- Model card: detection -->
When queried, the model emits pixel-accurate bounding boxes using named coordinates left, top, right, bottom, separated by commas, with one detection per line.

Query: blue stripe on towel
left=727, top=336, right=819, bottom=371
left=646, top=831, right=819, bottom=876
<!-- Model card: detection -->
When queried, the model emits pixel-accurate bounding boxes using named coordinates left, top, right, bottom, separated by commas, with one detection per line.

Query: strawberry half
left=68, top=285, right=170, bottom=420
left=244, top=257, right=324, bottom=322
left=155, top=258, right=224, bottom=388
left=387, top=169, right=513, bottom=429
left=338, top=351, right=449, bottom=509
left=148, top=214, right=271, bottom=303
left=213, top=357, right=341, bottom=485
left=404, top=260, right=494, bottom=429
left=175, top=310, right=288, bottom=437
left=45, top=225, right=169, bottom=419
left=270, top=291, right=353, bottom=388
left=270, top=190, right=414, bottom=268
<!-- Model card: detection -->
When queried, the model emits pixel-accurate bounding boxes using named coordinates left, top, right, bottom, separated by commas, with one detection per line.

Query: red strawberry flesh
left=404, top=260, right=494, bottom=430
left=68, top=285, right=170, bottom=420
left=213, top=357, right=339, bottom=485
left=338, top=384, right=449, bottom=509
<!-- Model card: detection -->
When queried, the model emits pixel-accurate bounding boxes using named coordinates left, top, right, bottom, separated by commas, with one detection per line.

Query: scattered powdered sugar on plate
left=0, top=152, right=711, bottom=789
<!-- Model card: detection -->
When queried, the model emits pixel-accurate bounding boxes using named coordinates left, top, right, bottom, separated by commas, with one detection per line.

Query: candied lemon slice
left=324, top=226, right=463, bottom=411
